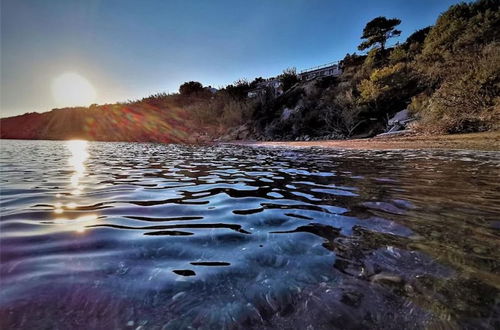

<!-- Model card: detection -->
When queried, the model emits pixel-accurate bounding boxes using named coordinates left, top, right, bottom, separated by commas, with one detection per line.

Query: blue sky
left=1, top=0, right=463, bottom=117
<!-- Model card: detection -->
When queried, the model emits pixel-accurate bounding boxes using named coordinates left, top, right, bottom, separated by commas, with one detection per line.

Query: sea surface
left=0, top=139, right=499, bottom=329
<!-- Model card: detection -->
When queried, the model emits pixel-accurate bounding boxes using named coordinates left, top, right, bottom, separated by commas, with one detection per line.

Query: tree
left=412, top=0, right=500, bottom=133
left=279, top=67, right=299, bottom=92
left=358, top=16, right=401, bottom=51
left=179, top=81, right=204, bottom=96
left=250, top=77, right=265, bottom=88
left=224, top=79, right=250, bottom=100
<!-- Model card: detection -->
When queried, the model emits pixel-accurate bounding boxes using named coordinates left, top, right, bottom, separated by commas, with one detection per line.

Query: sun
left=52, top=72, right=96, bottom=107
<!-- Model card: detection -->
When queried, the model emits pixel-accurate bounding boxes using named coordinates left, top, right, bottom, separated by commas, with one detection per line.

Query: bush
left=388, top=46, right=407, bottom=64
left=416, top=43, right=500, bottom=133
left=411, top=0, right=500, bottom=133
left=179, top=81, right=204, bottom=96
left=279, top=67, right=299, bottom=92
left=358, top=62, right=418, bottom=115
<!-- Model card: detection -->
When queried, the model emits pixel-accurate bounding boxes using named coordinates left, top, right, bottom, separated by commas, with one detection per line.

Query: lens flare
left=52, top=72, right=96, bottom=107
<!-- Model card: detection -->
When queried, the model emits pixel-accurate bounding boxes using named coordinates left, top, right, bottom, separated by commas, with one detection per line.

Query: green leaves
left=359, top=63, right=409, bottom=103
left=358, top=16, right=402, bottom=51
left=412, top=0, right=500, bottom=133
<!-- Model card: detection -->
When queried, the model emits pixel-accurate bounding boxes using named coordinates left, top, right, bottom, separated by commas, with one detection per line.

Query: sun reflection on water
left=50, top=140, right=93, bottom=233
left=67, top=140, right=89, bottom=196
left=40, top=214, right=100, bottom=236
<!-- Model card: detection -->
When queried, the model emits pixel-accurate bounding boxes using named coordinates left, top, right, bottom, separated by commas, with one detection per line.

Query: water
left=1, top=140, right=499, bottom=329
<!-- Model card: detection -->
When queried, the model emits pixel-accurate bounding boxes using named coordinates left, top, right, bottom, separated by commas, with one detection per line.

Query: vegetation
left=358, top=16, right=401, bottom=51
left=237, top=0, right=499, bottom=139
left=412, top=0, right=500, bottom=133
left=179, top=81, right=204, bottom=96
left=1, top=0, right=498, bottom=142
left=278, top=67, right=299, bottom=92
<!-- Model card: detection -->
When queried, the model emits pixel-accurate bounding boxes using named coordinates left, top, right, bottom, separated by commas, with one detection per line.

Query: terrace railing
left=300, top=61, right=340, bottom=74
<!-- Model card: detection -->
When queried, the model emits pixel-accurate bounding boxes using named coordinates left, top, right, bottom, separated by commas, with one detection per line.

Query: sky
left=1, top=0, right=463, bottom=117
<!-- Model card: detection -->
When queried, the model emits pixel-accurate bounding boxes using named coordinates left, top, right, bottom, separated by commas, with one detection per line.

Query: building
left=299, top=61, right=341, bottom=81
left=246, top=61, right=342, bottom=99
left=247, top=78, right=283, bottom=98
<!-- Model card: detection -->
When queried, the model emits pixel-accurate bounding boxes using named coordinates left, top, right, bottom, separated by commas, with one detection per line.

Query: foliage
left=340, top=53, right=366, bottom=69
left=358, top=61, right=422, bottom=120
left=361, top=48, right=386, bottom=75
left=406, top=26, right=432, bottom=45
left=8, top=1, right=497, bottom=142
left=179, top=81, right=205, bottom=96
left=315, top=76, right=339, bottom=89
left=413, top=0, right=500, bottom=132
left=358, top=16, right=401, bottom=51
left=401, top=27, right=432, bottom=61
left=388, top=46, right=407, bottom=64
left=359, top=63, right=408, bottom=102
left=249, top=77, right=265, bottom=88
left=138, top=92, right=172, bottom=107
left=278, top=67, right=299, bottom=92
left=187, top=90, right=254, bottom=129
left=323, top=88, right=366, bottom=137
left=110, top=0, right=500, bottom=139
left=416, top=43, right=500, bottom=133
left=223, top=79, right=251, bottom=100
left=417, top=0, right=499, bottom=83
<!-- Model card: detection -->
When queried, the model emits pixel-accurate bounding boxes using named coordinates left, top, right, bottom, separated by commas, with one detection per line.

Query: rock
left=235, top=125, right=250, bottom=140
left=388, top=109, right=410, bottom=126
left=281, top=107, right=294, bottom=121
left=384, top=109, right=416, bottom=134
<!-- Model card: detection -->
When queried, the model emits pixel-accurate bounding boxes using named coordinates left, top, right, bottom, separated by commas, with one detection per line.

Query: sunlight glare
left=52, top=72, right=96, bottom=107
left=67, top=140, right=89, bottom=195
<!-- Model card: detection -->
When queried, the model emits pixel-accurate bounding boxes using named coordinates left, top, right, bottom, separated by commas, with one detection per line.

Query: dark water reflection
left=1, top=140, right=499, bottom=329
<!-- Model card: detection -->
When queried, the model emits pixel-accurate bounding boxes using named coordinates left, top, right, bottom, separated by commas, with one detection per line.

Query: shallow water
left=1, top=139, right=499, bottom=329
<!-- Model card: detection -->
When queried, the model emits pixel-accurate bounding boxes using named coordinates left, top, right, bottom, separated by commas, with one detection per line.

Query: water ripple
left=1, top=140, right=499, bottom=329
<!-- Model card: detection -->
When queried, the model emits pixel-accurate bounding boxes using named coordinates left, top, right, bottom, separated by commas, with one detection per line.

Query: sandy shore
left=226, top=131, right=500, bottom=151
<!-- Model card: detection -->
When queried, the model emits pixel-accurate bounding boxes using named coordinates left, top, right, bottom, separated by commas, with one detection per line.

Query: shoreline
left=2, top=131, right=499, bottom=151
left=224, top=131, right=500, bottom=151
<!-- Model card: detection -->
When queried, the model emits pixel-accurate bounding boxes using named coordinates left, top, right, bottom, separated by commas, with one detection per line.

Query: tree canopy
left=179, top=81, right=204, bottom=96
left=358, top=16, right=401, bottom=51
left=279, top=67, right=299, bottom=92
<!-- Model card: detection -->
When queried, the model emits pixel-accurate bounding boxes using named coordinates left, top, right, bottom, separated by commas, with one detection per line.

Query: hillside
left=0, top=104, right=193, bottom=143
left=1, top=0, right=499, bottom=144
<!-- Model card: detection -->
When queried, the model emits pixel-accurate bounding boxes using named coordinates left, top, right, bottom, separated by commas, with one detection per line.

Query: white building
left=299, top=61, right=342, bottom=81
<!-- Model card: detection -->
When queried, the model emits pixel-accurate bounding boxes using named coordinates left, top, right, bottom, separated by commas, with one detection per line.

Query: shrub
left=359, top=63, right=414, bottom=107
left=416, top=43, right=500, bottom=133
left=279, top=67, right=299, bottom=92
left=179, top=81, right=204, bottom=96
left=388, top=46, right=407, bottom=64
